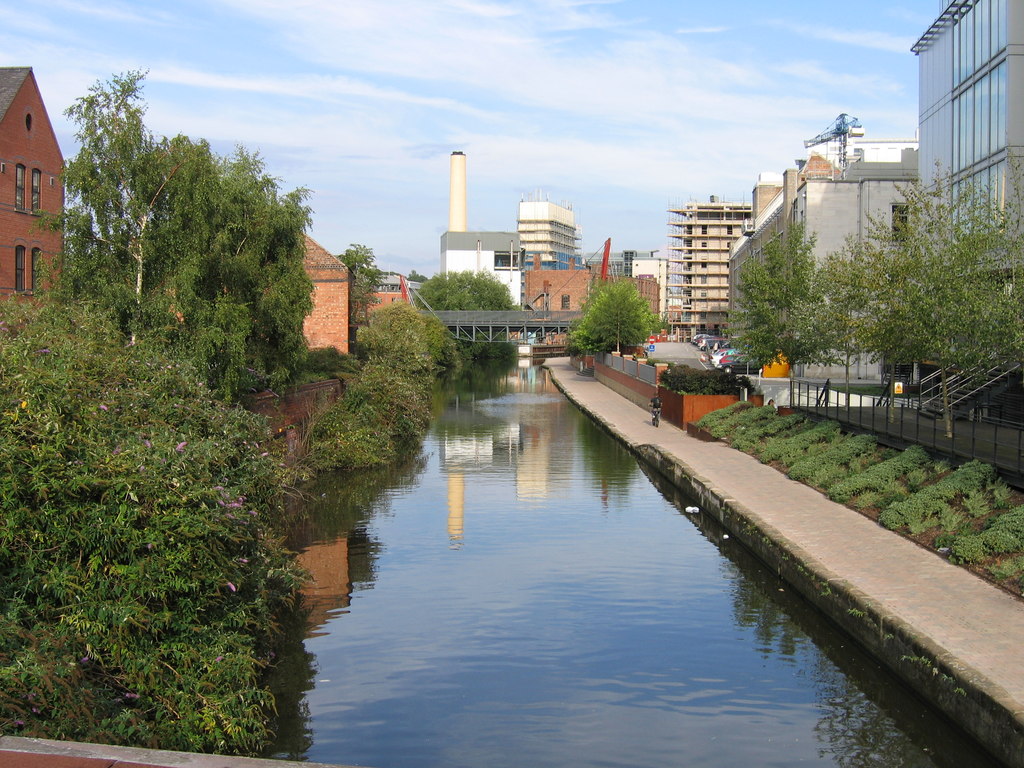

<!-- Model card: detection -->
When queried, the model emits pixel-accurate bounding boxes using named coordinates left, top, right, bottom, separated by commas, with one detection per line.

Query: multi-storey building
left=631, top=251, right=670, bottom=317
left=517, top=195, right=581, bottom=270
left=914, top=0, right=1017, bottom=196
left=0, top=67, right=63, bottom=297
left=666, top=198, right=750, bottom=340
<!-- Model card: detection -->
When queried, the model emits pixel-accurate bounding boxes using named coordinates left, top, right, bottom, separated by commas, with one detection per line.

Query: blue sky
left=1, top=0, right=944, bottom=277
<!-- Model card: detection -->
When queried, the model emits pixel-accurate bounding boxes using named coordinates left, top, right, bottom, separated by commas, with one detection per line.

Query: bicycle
left=651, top=408, right=661, bottom=427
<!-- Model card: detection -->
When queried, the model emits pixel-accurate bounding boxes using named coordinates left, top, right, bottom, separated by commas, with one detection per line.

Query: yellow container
left=762, top=355, right=790, bottom=378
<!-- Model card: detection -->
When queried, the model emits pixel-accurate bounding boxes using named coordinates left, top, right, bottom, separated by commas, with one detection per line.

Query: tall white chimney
left=449, top=151, right=467, bottom=232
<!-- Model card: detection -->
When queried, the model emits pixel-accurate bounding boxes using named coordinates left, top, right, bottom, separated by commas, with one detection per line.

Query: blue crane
left=804, top=113, right=863, bottom=172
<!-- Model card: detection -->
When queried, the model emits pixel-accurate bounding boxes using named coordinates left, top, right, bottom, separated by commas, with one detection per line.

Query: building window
left=15, top=245, right=25, bottom=292
left=561, top=294, right=570, bottom=310
left=891, top=204, right=909, bottom=238
left=31, top=169, right=41, bottom=212
left=15, top=164, right=25, bottom=210
left=31, top=248, right=40, bottom=291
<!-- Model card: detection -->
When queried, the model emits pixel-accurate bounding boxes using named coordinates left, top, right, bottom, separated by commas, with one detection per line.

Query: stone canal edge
left=545, top=358, right=1024, bottom=768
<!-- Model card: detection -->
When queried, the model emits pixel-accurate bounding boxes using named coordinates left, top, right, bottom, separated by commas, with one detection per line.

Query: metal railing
left=791, top=379, right=1024, bottom=485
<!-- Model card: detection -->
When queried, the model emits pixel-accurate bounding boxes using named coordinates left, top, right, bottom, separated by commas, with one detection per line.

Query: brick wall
left=0, top=69, right=63, bottom=298
left=302, top=235, right=350, bottom=354
left=524, top=268, right=593, bottom=311
left=245, top=378, right=343, bottom=434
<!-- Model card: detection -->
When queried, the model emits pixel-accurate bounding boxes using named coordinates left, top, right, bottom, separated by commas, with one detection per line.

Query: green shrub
left=827, top=445, right=932, bottom=504
left=759, top=420, right=841, bottom=466
left=949, top=507, right=1024, bottom=564
left=660, top=364, right=753, bottom=396
left=988, top=555, right=1024, bottom=584
left=695, top=401, right=756, bottom=438
left=731, top=413, right=807, bottom=454
left=879, top=461, right=997, bottom=533
left=0, top=300, right=303, bottom=754
left=307, top=360, right=432, bottom=472
left=964, top=489, right=992, bottom=519
left=787, top=433, right=878, bottom=485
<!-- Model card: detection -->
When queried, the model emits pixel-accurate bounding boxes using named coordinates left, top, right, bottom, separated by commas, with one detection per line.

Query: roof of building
left=303, top=234, right=346, bottom=271
left=0, top=67, right=31, bottom=121
left=912, top=2, right=970, bottom=54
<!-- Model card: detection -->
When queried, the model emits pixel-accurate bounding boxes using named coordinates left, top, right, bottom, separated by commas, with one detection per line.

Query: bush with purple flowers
left=0, top=300, right=304, bottom=754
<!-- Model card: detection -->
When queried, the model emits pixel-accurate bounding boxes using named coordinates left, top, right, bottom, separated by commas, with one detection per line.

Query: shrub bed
left=0, top=301, right=304, bottom=753
left=694, top=404, right=1024, bottom=596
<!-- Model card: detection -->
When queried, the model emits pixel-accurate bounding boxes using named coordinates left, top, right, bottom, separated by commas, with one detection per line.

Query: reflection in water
left=265, top=363, right=998, bottom=768
left=640, top=464, right=996, bottom=768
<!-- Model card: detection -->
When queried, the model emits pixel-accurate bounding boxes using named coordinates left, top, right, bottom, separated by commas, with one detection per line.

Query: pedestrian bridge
left=429, top=310, right=580, bottom=342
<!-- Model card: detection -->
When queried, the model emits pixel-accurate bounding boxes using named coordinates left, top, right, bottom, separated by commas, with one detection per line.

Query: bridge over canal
left=429, top=310, right=580, bottom=342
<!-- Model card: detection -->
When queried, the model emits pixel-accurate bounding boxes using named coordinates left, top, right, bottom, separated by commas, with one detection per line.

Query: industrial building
left=440, top=151, right=523, bottom=305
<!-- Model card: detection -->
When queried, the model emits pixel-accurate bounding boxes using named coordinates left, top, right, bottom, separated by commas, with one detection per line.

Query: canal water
left=266, top=362, right=996, bottom=768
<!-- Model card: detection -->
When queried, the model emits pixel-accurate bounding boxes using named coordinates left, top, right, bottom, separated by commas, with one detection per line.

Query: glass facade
left=919, top=0, right=1011, bottom=199
left=954, top=0, right=1006, bottom=85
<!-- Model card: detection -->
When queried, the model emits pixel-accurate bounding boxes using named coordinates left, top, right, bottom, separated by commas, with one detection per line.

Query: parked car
left=697, top=336, right=730, bottom=351
left=715, top=355, right=762, bottom=375
left=710, top=347, right=741, bottom=365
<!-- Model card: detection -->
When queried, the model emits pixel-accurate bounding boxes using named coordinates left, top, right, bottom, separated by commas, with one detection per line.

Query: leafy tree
left=357, top=302, right=457, bottom=372
left=56, top=71, right=312, bottom=399
left=731, top=224, right=824, bottom=376
left=416, top=269, right=517, bottom=311
left=570, top=278, right=658, bottom=353
left=340, top=244, right=384, bottom=327
left=407, top=269, right=430, bottom=283
left=856, top=178, right=1010, bottom=433
left=812, top=245, right=874, bottom=402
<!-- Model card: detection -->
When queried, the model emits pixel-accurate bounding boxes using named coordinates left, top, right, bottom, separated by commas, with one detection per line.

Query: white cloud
left=767, top=20, right=916, bottom=54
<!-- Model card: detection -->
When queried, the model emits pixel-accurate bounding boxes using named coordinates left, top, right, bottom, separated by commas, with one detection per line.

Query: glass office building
left=915, top=0, right=1018, bottom=199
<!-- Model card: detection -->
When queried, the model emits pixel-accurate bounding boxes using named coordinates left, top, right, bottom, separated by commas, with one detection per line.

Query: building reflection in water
left=296, top=538, right=352, bottom=637
left=438, top=363, right=576, bottom=545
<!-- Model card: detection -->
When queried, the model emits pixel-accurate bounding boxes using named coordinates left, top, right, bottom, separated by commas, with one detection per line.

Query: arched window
left=15, top=245, right=25, bottom=292
left=31, top=248, right=41, bottom=291
left=31, top=169, right=41, bottom=212
left=15, top=164, right=25, bottom=210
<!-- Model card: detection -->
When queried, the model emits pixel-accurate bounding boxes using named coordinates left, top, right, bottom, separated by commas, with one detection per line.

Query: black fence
left=791, top=379, right=1024, bottom=487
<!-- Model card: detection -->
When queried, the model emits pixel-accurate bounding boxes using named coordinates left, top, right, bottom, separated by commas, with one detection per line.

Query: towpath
left=545, top=355, right=1024, bottom=767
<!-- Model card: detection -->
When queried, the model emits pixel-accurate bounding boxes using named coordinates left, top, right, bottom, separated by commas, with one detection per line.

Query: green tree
left=812, top=245, right=874, bottom=402
left=416, top=269, right=517, bottom=311
left=57, top=71, right=312, bottom=399
left=407, top=269, right=430, bottom=283
left=570, top=278, right=658, bottom=353
left=340, top=244, right=384, bottom=327
left=357, top=302, right=457, bottom=372
left=857, top=178, right=1010, bottom=434
left=732, top=224, right=824, bottom=376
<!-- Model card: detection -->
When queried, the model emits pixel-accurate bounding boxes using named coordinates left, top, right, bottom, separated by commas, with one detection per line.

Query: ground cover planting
left=695, top=402, right=1024, bottom=596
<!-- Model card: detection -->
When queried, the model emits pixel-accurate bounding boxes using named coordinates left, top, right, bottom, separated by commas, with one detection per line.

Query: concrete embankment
left=545, top=357, right=1024, bottom=768
left=0, top=736, right=358, bottom=768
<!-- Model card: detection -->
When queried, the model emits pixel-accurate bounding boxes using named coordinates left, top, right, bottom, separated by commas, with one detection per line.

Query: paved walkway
left=545, top=357, right=1024, bottom=764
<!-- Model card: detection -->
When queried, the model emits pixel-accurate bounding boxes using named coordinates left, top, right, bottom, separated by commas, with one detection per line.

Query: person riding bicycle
left=650, top=395, right=662, bottom=424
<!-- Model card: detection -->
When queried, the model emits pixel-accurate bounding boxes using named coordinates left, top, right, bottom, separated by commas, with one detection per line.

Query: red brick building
left=0, top=67, right=63, bottom=297
left=302, top=235, right=350, bottom=354
left=525, top=266, right=660, bottom=316
left=524, top=267, right=593, bottom=312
